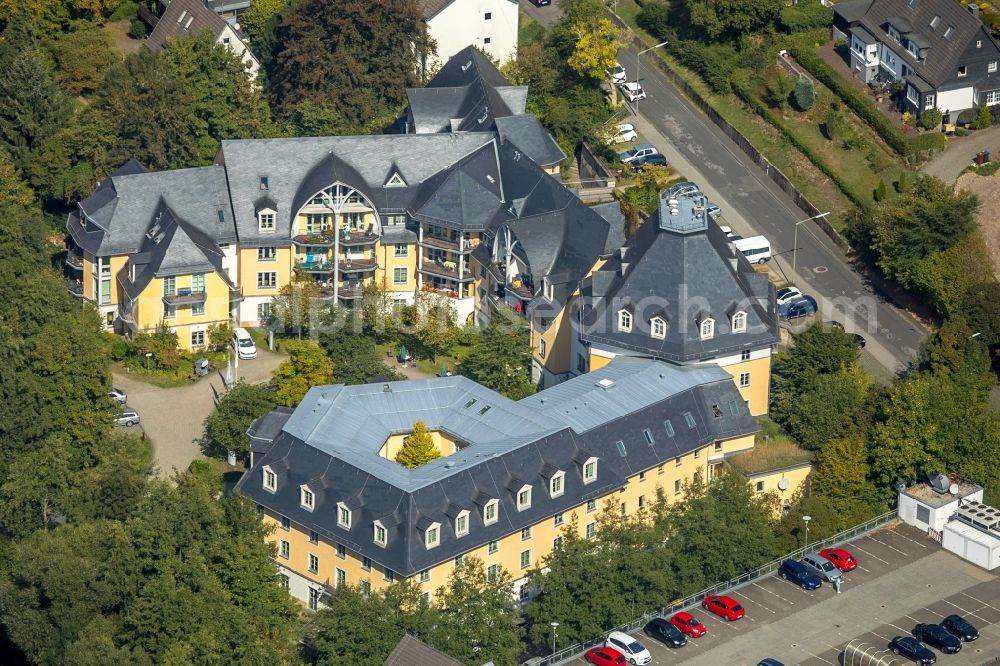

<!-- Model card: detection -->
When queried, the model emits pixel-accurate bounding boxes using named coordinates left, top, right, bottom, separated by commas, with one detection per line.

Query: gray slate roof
left=67, top=165, right=235, bottom=257
left=385, top=634, right=464, bottom=666
left=848, top=0, right=992, bottom=88
left=579, top=185, right=778, bottom=362
left=235, top=356, right=757, bottom=577
left=494, top=114, right=566, bottom=168
left=146, top=0, right=229, bottom=51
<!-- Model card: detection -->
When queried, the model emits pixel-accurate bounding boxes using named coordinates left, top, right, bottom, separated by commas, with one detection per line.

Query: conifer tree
left=395, top=420, right=440, bottom=468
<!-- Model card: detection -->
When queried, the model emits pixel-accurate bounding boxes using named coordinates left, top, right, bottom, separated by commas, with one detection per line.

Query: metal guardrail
left=531, top=510, right=900, bottom=666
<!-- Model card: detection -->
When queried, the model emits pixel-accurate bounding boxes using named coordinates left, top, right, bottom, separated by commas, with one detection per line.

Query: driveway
left=921, top=124, right=1000, bottom=184
left=113, top=349, right=286, bottom=476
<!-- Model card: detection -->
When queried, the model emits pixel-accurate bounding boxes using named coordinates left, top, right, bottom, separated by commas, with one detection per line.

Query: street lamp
left=792, top=212, right=830, bottom=272
left=550, top=621, right=559, bottom=655
left=144, top=352, right=153, bottom=376
left=803, top=515, right=812, bottom=550
left=635, top=40, right=669, bottom=116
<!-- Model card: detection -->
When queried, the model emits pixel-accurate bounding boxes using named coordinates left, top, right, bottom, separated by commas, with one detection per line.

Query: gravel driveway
left=920, top=124, right=1000, bottom=184
left=113, top=350, right=286, bottom=476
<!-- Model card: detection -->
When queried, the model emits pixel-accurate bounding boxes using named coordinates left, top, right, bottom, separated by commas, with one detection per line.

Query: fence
left=531, top=509, right=900, bottom=666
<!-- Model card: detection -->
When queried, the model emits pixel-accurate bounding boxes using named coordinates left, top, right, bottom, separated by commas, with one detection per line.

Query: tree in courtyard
left=318, top=317, right=401, bottom=385
left=269, top=274, right=327, bottom=337
left=920, top=107, right=942, bottom=130
left=207, top=321, right=234, bottom=351
left=395, top=420, right=440, bottom=468
left=204, top=381, right=276, bottom=460
left=460, top=310, right=535, bottom=399
left=686, top=0, right=784, bottom=40
left=978, top=103, right=992, bottom=129
left=407, top=289, right=459, bottom=364
left=780, top=362, right=871, bottom=451
left=273, top=339, right=333, bottom=406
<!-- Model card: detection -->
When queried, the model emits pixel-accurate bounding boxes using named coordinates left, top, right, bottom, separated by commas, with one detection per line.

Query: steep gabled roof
left=146, top=0, right=229, bottom=52
left=385, top=634, right=464, bottom=666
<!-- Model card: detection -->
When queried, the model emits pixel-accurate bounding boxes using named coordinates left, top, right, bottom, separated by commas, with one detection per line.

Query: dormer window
left=581, top=457, right=598, bottom=484
left=944, top=26, right=954, bottom=39
left=958, top=65, right=967, bottom=78
left=373, top=520, right=387, bottom=546
left=483, top=499, right=499, bottom=525
left=699, top=317, right=715, bottom=340
left=258, top=209, right=275, bottom=232
left=454, top=510, right=470, bottom=537
left=337, top=502, right=351, bottom=529
left=549, top=471, right=565, bottom=498
left=618, top=310, right=632, bottom=332
left=425, top=522, right=441, bottom=549
left=651, top=317, right=666, bottom=339
left=300, top=485, right=315, bottom=511
left=262, top=465, right=276, bottom=492
left=259, top=176, right=269, bottom=190
left=929, top=15, right=939, bottom=29
left=516, top=485, right=532, bottom=511
left=543, top=278, right=554, bottom=301
left=887, top=25, right=900, bottom=43
left=731, top=311, right=747, bottom=333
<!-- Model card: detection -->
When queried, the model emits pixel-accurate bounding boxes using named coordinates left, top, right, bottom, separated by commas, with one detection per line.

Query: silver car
left=801, top=553, right=842, bottom=582
left=108, top=387, right=127, bottom=404
left=116, top=408, right=140, bottom=427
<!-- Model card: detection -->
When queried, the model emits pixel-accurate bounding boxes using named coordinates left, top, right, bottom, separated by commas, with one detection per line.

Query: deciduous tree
left=269, top=274, right=327, bottom=337
left=273, top=339, right=333, bottom=406
left=567, top=18, right=623, bottom=81
left=460, top=311, right=535, bottom=399
left=204, top=381, right=276, bottom=460
left=48, top=27, right=118, bottom=96
left=687, top=0, right=784, bottom=40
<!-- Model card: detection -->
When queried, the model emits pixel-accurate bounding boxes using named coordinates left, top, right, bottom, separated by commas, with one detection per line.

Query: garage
left=942, top=521, right=1000, bottom=570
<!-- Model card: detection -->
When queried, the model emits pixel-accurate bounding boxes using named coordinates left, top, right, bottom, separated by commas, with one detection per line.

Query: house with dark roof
left=418, top=0, right=518, bottom=70
left=236, top=356, right=760, bottom=608
left=146, top=0, right=259, bottom=79
left=384, top=634, right=466, bottom=666
left=834, top=0, right=1000, bottom=120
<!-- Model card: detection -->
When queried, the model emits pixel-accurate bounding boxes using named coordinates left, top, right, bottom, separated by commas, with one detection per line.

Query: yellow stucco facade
left=132, top=270, right=232, bottom=350
left=744, top=462, right=813, bottom=516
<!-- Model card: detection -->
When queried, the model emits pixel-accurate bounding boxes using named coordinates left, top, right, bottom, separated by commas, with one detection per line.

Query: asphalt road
left=520, top=1, right=928, bottom=374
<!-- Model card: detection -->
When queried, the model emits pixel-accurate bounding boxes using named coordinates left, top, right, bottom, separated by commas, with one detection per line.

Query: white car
left=775, top=286, right=803, bottom=306
left=619, top=143, right=658, bottom=164
left=619, top=81, right=646, bottom=102
left=609, top=63, right=627, bottom=83
left=606, top=123, right=637, bottom=144
left=605, top=631, right=652, bottom=665
left=232, top=327, right=258, bottom=360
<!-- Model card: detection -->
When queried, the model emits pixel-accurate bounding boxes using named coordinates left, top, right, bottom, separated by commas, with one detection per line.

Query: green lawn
left=728, top=420, right=814, bottom=474
left=519, top=11, right=546, bottom=46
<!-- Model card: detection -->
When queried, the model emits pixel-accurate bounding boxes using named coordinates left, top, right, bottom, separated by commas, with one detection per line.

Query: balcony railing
left=338, top=258, right=377, bottom=273
left=296, top=260, right=335, bottom=274
left=292, top=233, right=335, bottom=247
left=340, top=230, right=379, bottom=246
left=419, top=235, right=474, bottom=253
left=66, top=277, right=84, bottom=298
left=162, top=290, right=207, bottom=306
left=65, top=253, right=84, bottom=271
left=418, top=261, right=473, bottom=282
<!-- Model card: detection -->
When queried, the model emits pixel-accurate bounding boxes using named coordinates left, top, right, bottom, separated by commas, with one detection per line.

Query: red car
left=584, top=646, right=626, bottom=666
left=669, top=611, right=707, bottom=637
left=819, top=547, right=858, bottom=572
left=703, top=594, right=745, bottom=621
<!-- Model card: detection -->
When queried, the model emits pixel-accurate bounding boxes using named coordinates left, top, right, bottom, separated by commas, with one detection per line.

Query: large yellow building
left=237, top=356, right=759, bottom=609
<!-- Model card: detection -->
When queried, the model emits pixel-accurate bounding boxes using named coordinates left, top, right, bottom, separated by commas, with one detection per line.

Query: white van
left=232, top=327, right=257, bottom=359
left=733, top=235, right=772, bottom=264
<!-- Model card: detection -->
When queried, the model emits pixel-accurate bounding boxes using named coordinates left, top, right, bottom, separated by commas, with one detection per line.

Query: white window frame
left=483, top=498, right=499, bottom=525
left=731, top=311, right=746, bottom=333
left=516, top=485, right=532, bottom=511
left=262, top=465, right=277, bottom=492
left=924, top=94, right=935, bottom=110
left=394, top=243, right=409, bottom=257
left=425, top=522, right=441, bottom=549
left=257, top=246, right=276, bottom=262
left=300, top=485, right=315, bottom=511
left=958, top=65, right=968, bottom=78
left=539, top=338, right=547, bottom=358
left=257, top=271, right=277, bottom=289
left=617, top=309, right=632, bottom=332
left=373, top=520, right=387, bottom=546
left=279, top=539, right=290, bottom=559
left=520, top=549, right=531, bottom=570
left=454, top=510, right=470, bottom=537
left=582, top=456, right=598, bottom=484
left=549, top=471, right=565, bottom=498
left=543, top=278, right=554, bottom=301
left=739, top=371, right=751, bottom=388
left=585, top=522, right=596, bottom=540
left=420, top=569, right=430, bottom=583
left=308, top=553, right=319, bottom=574
left=699, top=317, right=715, bottom=340
left=337, top=502, right=351, bottom=529
left=907, top=86, right=919, bottom=104
left=393, top=267, right=407, bottom=284
left=986, top=90, right=1000, bottom=106
left=651, top=317, right=666, bottom=339
left=991, top=62, right=999, bottom=74
left=258, top=209, right=276, bottom=232
left=191, top=330, right=205, bottom=347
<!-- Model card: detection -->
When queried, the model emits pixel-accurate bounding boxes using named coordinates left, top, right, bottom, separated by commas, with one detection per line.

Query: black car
left=889, top=636, right=936, bottom=665
left=913, top=624, right=961, bottom=654
left=643, top=618, right=687, bottom=648
left=777, top=559, right=822, bottom=590
left=631, top=153, right=668, bottom=172
left=758, top=660, right=785, bottom=666
left=530, top=0, right=551, bottom=5
left=941, top=614, right=979, bottom=641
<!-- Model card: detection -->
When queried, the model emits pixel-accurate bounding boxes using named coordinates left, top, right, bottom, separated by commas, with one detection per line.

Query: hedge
left=731, top=77, right=872, bottom=215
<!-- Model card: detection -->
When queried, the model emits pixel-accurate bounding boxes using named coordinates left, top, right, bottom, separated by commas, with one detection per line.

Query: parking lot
left=572, top=524, right=1000, bottom=665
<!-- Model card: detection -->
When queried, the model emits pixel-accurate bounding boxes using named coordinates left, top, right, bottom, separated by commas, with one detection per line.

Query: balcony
left=292, top=233, right=335, bottom=247
left=419, top=235, right=473, bottom=254
left=66, top=277, right=84, bottom=298
left=162, top=290, right=207, bottom=306
left=338, top=282, right=365, bottom=300
left=295, top=260, right=334, bottom=274
left=340, top=230, right=379, bottom=247
left=418, top=260, right=473, bottom=283
left=338, top=257, right=377, bottom=273
left=65, top=252, right=84, bottom=271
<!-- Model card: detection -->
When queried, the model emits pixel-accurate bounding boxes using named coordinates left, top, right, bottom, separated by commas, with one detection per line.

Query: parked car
left=619, top=81, right=646, bottom=101
left=702, top=594, right=745, bottom=621
left=941, top=614, right=979, bottom=641
left=913, top=624, right=961, bottom=654
left=778, top=559, right=822, bottom=590
left=530, top=0, right=551, bottom=5
left=706, top=202, right=721, bottom=217
left=619, top=143, right=658, bottom=164
left=584, top=647, right=626, bottom=666
left=108, top=387, right=127, bottom=404
left=819, top=547, right=858, bottom=572
left=801, top=553, right=842, bottom=583
left=606, top=123, right=637, bottom=144
left=758, top=660, right=785, bottom=666
left=775, top=286, right=802, bottom=306
left=669, top=611, right=706, bottom=638
left=778, top=295, right=818, bottom=321
left=889, top=636, right=936, bottom=665
left=631, top=154, right=668, bottom=172
left=643, top=618, right=687, bottom=648
left=232, top=327, right=258, bottom=359
left=604, top=631, right=651, bottom=665
left=116, top=408, right=140, bottom=427
left=609, top=63, right=626, bottom=83
left=667, top=181, right=700, bottom=196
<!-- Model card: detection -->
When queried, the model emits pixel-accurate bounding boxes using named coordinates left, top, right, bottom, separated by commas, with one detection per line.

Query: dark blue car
left=778, top=295, right=818, bottom=321
left=778, top=559, right=822, bottom=590
left=890, top=636, right=936, bottom=665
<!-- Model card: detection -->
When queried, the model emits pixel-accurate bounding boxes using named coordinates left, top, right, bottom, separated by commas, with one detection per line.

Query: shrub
left=109, top=336, right=130, bottom=361
left=636, top=3, right=671, bottom=40
left=793, top=79, right=815, bottom=110
left=764, top=65, right=797, bottom=108
left=188, top=459, right=213, bottom=475
left=957, top=108, right=976, bottom=126
left=822, top=107, right=842, bottom=140
left=779, top=0, right=833, bottom=33
left=977, top=104, right=992, bottom=129
left=874, top=178, right=887, bottom=201
left=108, top=0, right=139, bottom=21
left=901, top=111, right=916, bottom=127
left=896, top=170, right=911, bottom=193
left=921, top=107, right=942, bottom=130
left=128, top=19, right=146, bottom=39
left=672, top=40, right=739, bottom=93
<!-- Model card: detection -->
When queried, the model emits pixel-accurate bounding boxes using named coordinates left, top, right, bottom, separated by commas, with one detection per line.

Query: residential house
left=834, top=0, right=1000, bottom=121
left=385, top=634, right=466, bottom=666
left=419, top=0, right=518, bottom=71
left=236, top=356, right=761, bottom=608
left=147, top=0, right=260, bottom=79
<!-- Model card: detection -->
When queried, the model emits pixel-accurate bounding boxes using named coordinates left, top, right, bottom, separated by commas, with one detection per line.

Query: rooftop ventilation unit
left=928, top=473, right=950, bottom=494
left=955, top=501, right=1000, bottom=534
left=595, top=378, right=615, bottom=390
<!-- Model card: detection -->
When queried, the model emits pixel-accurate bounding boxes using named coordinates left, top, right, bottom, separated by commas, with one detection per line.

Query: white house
left=419, top=0, right=519, bottom=70
left=146, top=0, right=260, bottom=80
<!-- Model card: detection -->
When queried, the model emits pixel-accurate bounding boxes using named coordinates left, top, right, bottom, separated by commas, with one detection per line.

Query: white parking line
left=864, top=534, right=910, bottom=557
left=751, top=581, right=796, bottom=605
left=942, top=598, right=990, bottom=622
left=851, top=544, right=890, bottom=566
left=959, top=592, right=1000, bottom=613
left=887, top=529, right=929, bottom=548
left=870, top=631, right=892, bottom=642
left=887, top=621, right=910, bottom=634
left=733, top=591, right=775, bottom=614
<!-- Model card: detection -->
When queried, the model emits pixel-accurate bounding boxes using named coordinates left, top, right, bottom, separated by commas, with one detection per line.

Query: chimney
left=969, top=4, right=980, bottom=18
